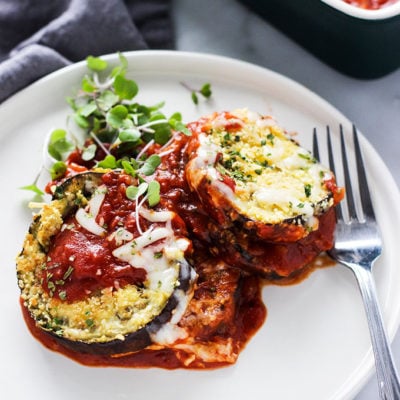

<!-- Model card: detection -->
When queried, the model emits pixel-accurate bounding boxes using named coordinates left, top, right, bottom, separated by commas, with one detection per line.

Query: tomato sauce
left=42, top=172, right=151, bottom=302
left=21, top=270, right=267, bottom=369
left=43, top=216, right=147, bottom=302
left=42, top=170, right=190, bottom=303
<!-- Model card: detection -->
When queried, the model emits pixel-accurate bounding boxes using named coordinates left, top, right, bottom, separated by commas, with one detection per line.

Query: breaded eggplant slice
left=17, top=171, right=196, bottom=355
left=206, top=206, right=337, bottom=278
left=185, top=109, right=343, bottom=243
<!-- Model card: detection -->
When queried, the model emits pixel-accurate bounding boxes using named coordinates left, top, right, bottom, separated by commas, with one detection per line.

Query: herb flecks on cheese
left=193, top=109, right=334, bottom=226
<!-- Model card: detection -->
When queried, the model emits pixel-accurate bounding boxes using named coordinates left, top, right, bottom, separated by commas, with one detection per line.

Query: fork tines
left=313, top=124, right=375, bottom=224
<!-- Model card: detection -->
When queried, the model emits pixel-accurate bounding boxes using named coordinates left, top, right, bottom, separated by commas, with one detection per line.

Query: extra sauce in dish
left=343, top=0, right=398, bottom=9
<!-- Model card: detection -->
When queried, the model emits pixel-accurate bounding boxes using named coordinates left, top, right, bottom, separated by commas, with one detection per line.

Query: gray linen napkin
left=0, top=0, right=174, bottom=103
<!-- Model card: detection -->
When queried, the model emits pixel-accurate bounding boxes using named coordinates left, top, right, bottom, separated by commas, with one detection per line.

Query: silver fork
left=313, top=125, right=400, bottom=400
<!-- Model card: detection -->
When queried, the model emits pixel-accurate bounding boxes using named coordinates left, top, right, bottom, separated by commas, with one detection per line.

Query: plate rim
left=2, top=49, right=400, bottom=400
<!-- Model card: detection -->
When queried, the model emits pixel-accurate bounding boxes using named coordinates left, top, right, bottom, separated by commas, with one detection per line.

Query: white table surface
left=173, top=0, right=400, bottom=399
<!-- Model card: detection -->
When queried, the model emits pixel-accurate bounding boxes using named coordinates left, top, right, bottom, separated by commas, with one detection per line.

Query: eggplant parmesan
left=17, top=106, right=342, bottom=368
left=184, top=109, right=343, bottom=277
left=17, top=171, right=197, bottom=355
left=17, top=167, right=265, bottom=367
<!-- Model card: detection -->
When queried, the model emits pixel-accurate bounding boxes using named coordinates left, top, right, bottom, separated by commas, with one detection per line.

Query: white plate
left=1, top=50, right=400, bottom=400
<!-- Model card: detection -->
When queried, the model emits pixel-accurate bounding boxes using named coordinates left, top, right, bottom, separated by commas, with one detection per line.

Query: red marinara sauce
left=343, top=0, right=398, bottom=9
left=21, top=269, right=266, bottom=369
left=42, top=171, right=180, bottom=302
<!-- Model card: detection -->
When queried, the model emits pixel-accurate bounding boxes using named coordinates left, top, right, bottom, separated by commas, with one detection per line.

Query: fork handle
left=350, top=263, right=400, bottom=400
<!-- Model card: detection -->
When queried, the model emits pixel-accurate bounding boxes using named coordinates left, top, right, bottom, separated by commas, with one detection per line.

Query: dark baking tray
left=240, top=0, right=400, bottom=79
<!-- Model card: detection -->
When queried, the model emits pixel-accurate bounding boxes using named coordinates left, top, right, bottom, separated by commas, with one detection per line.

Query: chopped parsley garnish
left=85, top=319, right=94, bottom=328
left=304, top=184, right=312, bottom=197
left=231, top=170, right=249, bottom=182
left=59, top=291, right=67, bottom=301
left=63, top=266, right=74, bottom=280
left=298, top=152, right=315, bottom=162
left=266, top=133, right=275, bottom=144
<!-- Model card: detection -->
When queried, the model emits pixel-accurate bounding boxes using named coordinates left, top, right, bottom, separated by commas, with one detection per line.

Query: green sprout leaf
left=50, top=128, right=67, bottom=143
left=199, top=83, right=212, bottom=98
left=152, top=122, right=172, bottom=145
left=98, top=90, right=119, bottom=111
left=79, top=102, right=97, bottom=118
left=81, top=144, right=97, bottom=161
left=147, top=180, right=160, bottom=207
left=126, top=185, right=139, bottom=200
left=140, top=154, right=161, bottom=176
left=182, top=81, right=213, bottom=105
left=118, top=53, right=128, bottom=71
left=48, top=129, right=74, bottom=161
left=66, top=96, right=77, bottom=111
left=113, top=74, right=138, bottom=100
left=169, top=112, right=182, bottom=122
left=20, top=184, right=44, bottom=196
left=126, top=182, right=148, bottom=200
left=106, top=105, right=128, bottom=128
left=111, top=53, right=129, bottom=77
left=169, top=118, right=191, bottom=136
left=97, top=154, right=117, bottom=169
left=119, top=129, right=141, bottom=143
left=121, top=160, right=137, bottom=177
left=50, top=161, right=67, bottom=180
left=191, top=92, right=199, bottom=105
left=81, top=76, right=97, bottom=93
left=74, top=113, right=90, bottom=129
left=86, top=56, right=108, bottom=71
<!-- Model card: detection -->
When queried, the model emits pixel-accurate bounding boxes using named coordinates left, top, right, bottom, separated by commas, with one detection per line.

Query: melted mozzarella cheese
left=139, top=208, right=174, bottom=222
left=75, top=209, right=106, bottom=236
left=107, top=227, right=134, bottom=246
left=188, top=109, right=334, bottom=225
left=150, top=289, right=191, bottom=345
left=110, top=207, right=194, bottom=343
left=75, top=185, right=107, bottom=236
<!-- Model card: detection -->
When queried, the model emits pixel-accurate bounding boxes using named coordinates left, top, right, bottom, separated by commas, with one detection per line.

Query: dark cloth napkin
left=0, top=0, right=174, bottom=103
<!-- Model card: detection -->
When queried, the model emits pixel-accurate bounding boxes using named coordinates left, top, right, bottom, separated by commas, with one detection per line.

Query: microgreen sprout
left=81, top=144, right=97, bottom=161
left=67, top=53, right=191, bottom=153
left=21, top=52, right=193, bottom=199
left=147, top=180, right=161, bottom=207
left=20, top=170, right=44, bottom=196
left=139, top=154, right=161, bottom=176
left=47, top=129, right=74, bottom=161
left=180, top=82, right=213, bottom=105
left=125, top=176, right=161, bottom=230
left=50, top=161, right=67, bottom=180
